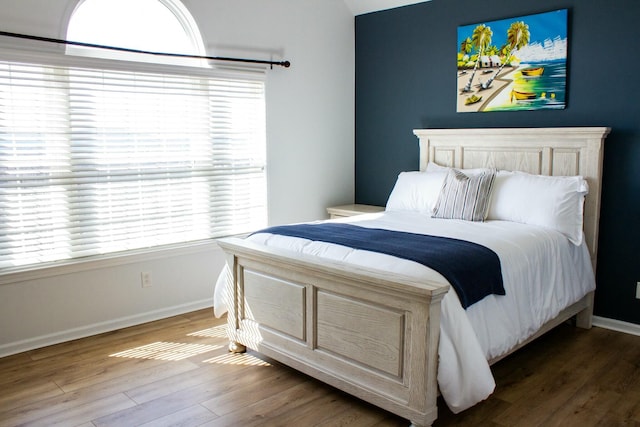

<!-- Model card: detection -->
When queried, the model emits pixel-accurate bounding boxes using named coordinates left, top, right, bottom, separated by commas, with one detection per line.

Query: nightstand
left=326, top=204, right=385, bottom=219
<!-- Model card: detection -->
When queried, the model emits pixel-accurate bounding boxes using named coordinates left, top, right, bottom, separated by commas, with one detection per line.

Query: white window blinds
left=0, top=55, right=266, bottom=270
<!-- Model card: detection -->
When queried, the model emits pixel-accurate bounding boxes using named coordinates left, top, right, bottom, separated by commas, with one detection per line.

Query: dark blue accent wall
left=355, top=0, right=640, bottom=325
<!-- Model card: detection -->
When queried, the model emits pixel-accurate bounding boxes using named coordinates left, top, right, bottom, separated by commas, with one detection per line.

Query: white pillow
left=385, top=171, right=447, bottom=214
left=487, top=170, right=589, bottom=245
left=426, top=162, right=448, bottom=172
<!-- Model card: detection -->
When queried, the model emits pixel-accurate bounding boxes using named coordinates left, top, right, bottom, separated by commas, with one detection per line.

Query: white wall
left=343, top=0, right=429, bottom=15
left=0, top=0, right=355, bottom=357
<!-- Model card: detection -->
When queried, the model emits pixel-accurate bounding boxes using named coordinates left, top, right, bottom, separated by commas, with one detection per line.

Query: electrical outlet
left=636, top=282, right=640, bottom=300
left=141, top=271, right=152, bottom=288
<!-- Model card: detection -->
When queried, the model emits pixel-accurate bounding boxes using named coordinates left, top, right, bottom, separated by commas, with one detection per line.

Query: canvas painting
left=457, top=9, right=568, bottom=112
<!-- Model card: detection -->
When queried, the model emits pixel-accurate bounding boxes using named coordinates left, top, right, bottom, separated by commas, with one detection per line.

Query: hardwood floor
left=1, top=308, right=639, bottom=427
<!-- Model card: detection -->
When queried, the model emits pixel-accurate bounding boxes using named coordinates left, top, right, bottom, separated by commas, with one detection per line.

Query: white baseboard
left=592, top=316, right=640, bottom=337
left=0, top=299, right=213, bottom=358
left=4, top=309, right=636, bottom=359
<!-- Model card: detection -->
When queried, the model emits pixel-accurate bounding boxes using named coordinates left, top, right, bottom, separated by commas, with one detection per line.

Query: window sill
left=0, top=240, right=223, bottom=286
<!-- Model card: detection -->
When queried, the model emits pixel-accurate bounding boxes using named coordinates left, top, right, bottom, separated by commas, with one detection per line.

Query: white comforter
left=213, top=211, right=595, bottom=413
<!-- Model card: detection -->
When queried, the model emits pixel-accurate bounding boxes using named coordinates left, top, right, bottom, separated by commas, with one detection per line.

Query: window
left=66, top=0, right=206, bottom=66
left=0, top=0, right=267, bottom=271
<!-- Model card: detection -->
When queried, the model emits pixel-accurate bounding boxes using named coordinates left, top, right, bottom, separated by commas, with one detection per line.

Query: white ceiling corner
left=343, top=0, right=431, bottom=16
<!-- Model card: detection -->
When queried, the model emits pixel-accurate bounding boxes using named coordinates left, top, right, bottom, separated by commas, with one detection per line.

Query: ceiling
left=343, top=0, right=429, bottom=16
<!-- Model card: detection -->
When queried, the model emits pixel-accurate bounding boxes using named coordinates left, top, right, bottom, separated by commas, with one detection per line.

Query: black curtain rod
left=0, top=30, right=291, bottom=69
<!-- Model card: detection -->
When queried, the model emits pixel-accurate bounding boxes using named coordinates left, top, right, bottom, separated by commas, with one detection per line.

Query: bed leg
left=575, top=291, right=594, bottom=329
left=228, top=341, right=247, bottom=353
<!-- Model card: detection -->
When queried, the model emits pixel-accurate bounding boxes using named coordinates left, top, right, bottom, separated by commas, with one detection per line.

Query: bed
left=214, top=127, right=610, bottom=426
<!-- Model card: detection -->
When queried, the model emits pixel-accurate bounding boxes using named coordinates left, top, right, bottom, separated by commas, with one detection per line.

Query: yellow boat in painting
left=465, top=94, right=482, bottom=105
left=520, top=66, right=544, bottom=77
left=511, top=90, right=536, bottom=101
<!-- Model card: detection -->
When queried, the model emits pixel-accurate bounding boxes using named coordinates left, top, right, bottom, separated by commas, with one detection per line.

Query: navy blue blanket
left=254, top=223, right=504, bottom=308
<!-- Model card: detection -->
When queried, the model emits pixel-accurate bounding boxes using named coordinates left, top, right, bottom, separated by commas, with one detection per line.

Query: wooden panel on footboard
left=217, top=237, right=450, bottom=427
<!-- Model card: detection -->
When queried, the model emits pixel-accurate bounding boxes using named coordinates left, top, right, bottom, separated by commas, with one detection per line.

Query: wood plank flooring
left=1, top=308, right=639, bottom=426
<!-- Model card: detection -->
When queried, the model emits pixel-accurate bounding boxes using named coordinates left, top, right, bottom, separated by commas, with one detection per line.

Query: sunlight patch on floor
left=110, top=341, right=223, bottom=361
left=203, top=352, right=271, bottom=367
left=187, top=325, right=228, bottom=338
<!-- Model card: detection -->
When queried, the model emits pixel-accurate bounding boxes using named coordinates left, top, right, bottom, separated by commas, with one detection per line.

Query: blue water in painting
left=486, top=60, right=566, bottom=111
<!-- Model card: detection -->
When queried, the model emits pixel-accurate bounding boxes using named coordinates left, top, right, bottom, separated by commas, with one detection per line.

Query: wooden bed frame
left=216, top=127, right=610, bottom=426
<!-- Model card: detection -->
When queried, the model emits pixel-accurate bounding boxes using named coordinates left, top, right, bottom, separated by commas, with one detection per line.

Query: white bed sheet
left=213, top=211, right=595, bottom=413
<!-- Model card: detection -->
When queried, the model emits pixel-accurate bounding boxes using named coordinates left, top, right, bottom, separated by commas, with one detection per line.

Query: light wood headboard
left=413, top=127, right=610, bottom=269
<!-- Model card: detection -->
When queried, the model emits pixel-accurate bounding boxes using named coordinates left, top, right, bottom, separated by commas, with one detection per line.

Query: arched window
left=66, top=0, right=206, bottom=65
left=0, top=0, right=267, bottom=271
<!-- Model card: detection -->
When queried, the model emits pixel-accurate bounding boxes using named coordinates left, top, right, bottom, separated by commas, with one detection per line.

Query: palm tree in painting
left=481, top=21, right=530, bottom=89
left=460, top=37, right=473, bottom=57
left=462, top=24, right=492, bottom=93
left=458, top=37, right=473, bottom=69
left=486, top=45, right=499, bottom=56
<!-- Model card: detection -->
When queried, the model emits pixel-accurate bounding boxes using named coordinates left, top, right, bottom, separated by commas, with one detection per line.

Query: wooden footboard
left=217, top=237, right=449, bottom=427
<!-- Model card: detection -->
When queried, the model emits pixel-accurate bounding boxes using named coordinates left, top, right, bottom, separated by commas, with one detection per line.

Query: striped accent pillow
left=432, top=168, right=496, bottom=221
